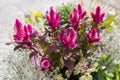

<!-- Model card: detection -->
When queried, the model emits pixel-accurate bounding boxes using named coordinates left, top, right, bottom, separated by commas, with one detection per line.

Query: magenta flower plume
left=14, top=19, right=25, bottom=42
left=91, top=6, right=105, bottom=24
left=40, top=58, right=51, bottom=72
left=14, top=19, right=38, bottom=44
left=59, top=29, right=77, bottom=49
left=24, top=24, right=37, bottom=41
left=69, top=4, right=86, bottom=30
left=86, top=28, right=100, bottom=44
left=46, top=8, right=60, bottom=31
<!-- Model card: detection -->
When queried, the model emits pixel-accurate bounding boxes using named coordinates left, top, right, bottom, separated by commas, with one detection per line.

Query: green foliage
left=92, top=55, right=120, bottom=80
left=114, top=65, right=120, bottom=80
left=102, top=15, right=117, bottom=33
left=98, top=55, right=118, bottom=73
left=56, top=3, right=76, bottom=25
left=79, top=73, right=93, bottom=80
left=48, top=53, right=61, bottom=67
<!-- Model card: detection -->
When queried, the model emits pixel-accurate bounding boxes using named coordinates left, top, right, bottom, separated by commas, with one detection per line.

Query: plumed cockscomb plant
left=7, top=3, right=120, bottom=80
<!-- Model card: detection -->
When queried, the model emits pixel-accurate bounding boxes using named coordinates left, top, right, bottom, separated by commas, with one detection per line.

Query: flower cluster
left=59, top=29, right=77, bottom=49
left=14, top=19, right=38, bottom=46
left=12, top=3, right=104, bottom=72
left=69, top=4, right=86, bottom=30
left=7, top=3, right=120, bottom=80
left=86, top=28, right=100, bottom=44
left=91, top=6, right=105, bottom=24
left=40, top=58, right=51, bottom=71
left=46, top=7, right=60, bottom=31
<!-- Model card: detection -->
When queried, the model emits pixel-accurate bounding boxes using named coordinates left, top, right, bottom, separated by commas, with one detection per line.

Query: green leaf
left=79, top=73, right=93, bottom=80
left=48, top=52, right=61, bottom=67
left=104, top=15, right=116, bottom=26
left=105, top=25, right=114, bottom=33
left=114, top=65, right=120, bottom=80
left=98, top=55, right=118, bottom=73
left=103, top=14, right=117, bottom=33
left=92, top=55, right=119, bottom=80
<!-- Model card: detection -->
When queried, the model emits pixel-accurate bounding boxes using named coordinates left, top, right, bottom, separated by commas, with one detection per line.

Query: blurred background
left=0, top=0, right=120, bottom=80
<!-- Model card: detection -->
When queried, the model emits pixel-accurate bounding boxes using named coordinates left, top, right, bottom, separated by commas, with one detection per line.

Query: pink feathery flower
left=24, top=24, right=35, bottom=41
left=86, top=28, right=100, bottom=44
left=14, top=19, right=38, bottom=44
left=59, top=29, right=77, bottom=49
left=40, top=58, right=51, bottom=72
left=91, top=6, right=105, bottom=24
left=14, top=19, right=25, bottom=42
left=46, top=7, right=60, bottom=31
left=69, top=4, right=86, bottom=30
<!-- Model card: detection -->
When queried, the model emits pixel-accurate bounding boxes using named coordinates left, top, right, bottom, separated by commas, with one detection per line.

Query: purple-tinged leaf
left=71, top=50, right=80, bottom=56
left=100, top=26, right=106, bottom=30
left=39, top=33, right=47, bottom=44
left=29, top=53, right=39, bottom=69
left=45, top=45, right=57, bottom=55
left=6, top=42, right=16, bottom=45
left=81, top=62, right=89, bottom=73
left=31, top=31, right=38, bottom=39
left=64, top=59, right=74, bottom=71
left=82, top=62, right=89, bottom=69
left=58, top=24, right=68, bottom=33
left=14, top=44, right=23, bottom=51
left=30, top=45, right=40, bottom=52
